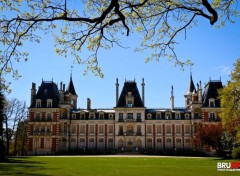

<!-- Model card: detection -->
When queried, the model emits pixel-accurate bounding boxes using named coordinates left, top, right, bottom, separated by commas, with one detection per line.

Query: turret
left=184, top=73, right=196, bottom=109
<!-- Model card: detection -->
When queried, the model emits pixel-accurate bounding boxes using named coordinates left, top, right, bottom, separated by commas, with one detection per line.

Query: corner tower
left=184, top=73, right=195, bottom=109
left=66, top=75, right=78, bottom=109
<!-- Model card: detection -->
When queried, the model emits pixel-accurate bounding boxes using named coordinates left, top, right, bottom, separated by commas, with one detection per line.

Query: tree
left=219, top=58, right=240, bottom=142
left=0, top=76, right=5, bottom=159
left=0, top=0, right=239, bottom=89
left=3, top=98, right=27, bottom=155
left=13, top=119, right=28, bottom=156
left=193, top=123, right=223, bottom=151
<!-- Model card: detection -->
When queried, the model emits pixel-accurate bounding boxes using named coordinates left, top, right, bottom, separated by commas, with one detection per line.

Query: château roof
left=30, top=81, right=59, bottom=108
left=186, top=74, right=196, bottom=95
left=202, top=80, right=223, bottom=107
left=116, top=81, right=144, bottom=107
left=66, top=76, right=77, bottom=96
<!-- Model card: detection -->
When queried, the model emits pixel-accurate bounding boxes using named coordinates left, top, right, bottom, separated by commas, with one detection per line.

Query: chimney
left=116, top=78, right=119, bottom=106
left=31, top=82, right=36, bottom=105
left=170, top=85, right=174, bottom=110
left=87, top=98, right=91, bottom=110
left=63, top=84, right=65, bottom=92
left=141, top=78, right=145, bottom=106
left=198, top=81, right=203, bottom=103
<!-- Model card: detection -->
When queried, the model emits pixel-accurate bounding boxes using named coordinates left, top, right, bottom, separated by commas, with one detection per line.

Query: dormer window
left=47, top=99, right=53, bottom=108
left=80, top=113, right=85, bottom=119
left=89, top=112, right=95, bottom=119
left=126, top=91, right=134, bottom=107
left=99, top=113, right=104, bottom=119
left=109, top=114, right=114, bottom=119
left=175, top=112, right=181, bottom=120
left=127, top=101, right=133, bottom=107
left=36, top=99, right=41, bottom=108
left=147, top=113, right=152, bottom=120
left=165, top=112, right=171, bottom=120
left=185, top=114, right=190, bottom=119
left=72, top=114, right=76, bottom=120
left=209, top=99, right=215, bottom=107
left=156, top=112, right=161, bottom=119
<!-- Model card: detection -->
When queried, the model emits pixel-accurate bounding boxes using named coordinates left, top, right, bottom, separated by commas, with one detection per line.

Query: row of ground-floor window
left=28, top=136, right=192, bottom=155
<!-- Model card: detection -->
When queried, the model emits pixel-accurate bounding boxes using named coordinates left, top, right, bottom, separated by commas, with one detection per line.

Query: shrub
left=231, top=147, right=240, bottom=159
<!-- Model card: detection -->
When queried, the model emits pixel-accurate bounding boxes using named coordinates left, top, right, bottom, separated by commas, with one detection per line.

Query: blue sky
left=6, top=12, right=240, bottom=109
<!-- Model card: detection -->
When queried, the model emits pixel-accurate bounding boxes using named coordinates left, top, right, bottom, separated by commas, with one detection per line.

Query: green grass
left=0, top=156, right=239, bottom=176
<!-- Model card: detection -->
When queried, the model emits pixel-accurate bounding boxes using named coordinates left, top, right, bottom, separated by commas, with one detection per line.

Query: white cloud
left=214, top=66, right=232, bottom=76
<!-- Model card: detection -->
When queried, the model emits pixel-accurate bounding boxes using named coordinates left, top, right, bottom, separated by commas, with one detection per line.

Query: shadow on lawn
left=0, top=157, right=50, bottom=176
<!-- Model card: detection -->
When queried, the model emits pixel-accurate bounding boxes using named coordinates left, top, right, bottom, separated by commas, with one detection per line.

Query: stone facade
left=27, top=75, right=222, bottom=155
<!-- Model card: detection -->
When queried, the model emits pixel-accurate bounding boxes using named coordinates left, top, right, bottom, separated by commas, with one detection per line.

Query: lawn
left=0, top=156, right=239, bottom=176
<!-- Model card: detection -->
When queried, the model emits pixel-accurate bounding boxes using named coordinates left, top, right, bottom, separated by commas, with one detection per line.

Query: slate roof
left=30, top=81, right=60, bottom=108
left=66, top=76, right=77, bottom=96
left=202, top=81, right=223, bottom=107
left=186, top=74, right=196, bottom=95
left=116, top=81, right=144, bottom=107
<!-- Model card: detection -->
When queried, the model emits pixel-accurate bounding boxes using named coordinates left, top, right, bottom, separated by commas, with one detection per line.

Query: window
left=80, top=113, right=85, bottom=119
left=108, top=125, right=113, bottom=134
left=185, top=114, right=190, bottom=119
left=40, top=126, right=45, bottom=133
left=47, top=113, right=51, bottom=121
left=194, top=113, right=199, bottom=119
left=176, top=125, right=181, bottom=134
left=72, top=114, right=76, bottom=120
left=127, top=113, right=133, bottom=119
left=209, top=112, right=216, bottom=121
left=109, top=114, right=114, bottom=119
left=36, top=99, right=41, bottom=108
left=71, top=125, right=76, bottom=133
left=147, top=113, right=152, bottom=120
left=185, top=125, right=191, bottom=134
left=209, top=99, right=215, bottom=107
left=156, top=113, right=161, bottom=119
left=47, top=99, right=53, bottom=108
left=99, top=138, right=104, bottom=143
left=99, top=125, right=104, bottom=134
left=126, top=125, right=134, bottom=133
left=136, top=125, right=141, bottom=135
left=108, top=138, right=114, bottom=148
left=118, top=125, right=123, bottom=135
left=89, top=112, right=95, bottom=119
left=119, top=113, right=123, bottom=120
left=147, top=125, right=152, bottom=134
left=137, top=113, right=141, bottom=120
left=127, top=101, right=133, bottom=107
left=35, top=113, right=40, bottom=121
left=175, top=113, right=181, bottom=120
left=166, top=113, right=171, bottom=119
left=147, top=138, right=152, bottom=148
left=80, top=125, right=85, bottom=133
left=176, top=138, right=182, bottom=148
left=157, top=125, right=161, bottom=134
left=46, top=126, right=51, bottom=133
left=166, top=125, right=171, bottom=134
left=89, top=125, right=94, bottom=134
left=99, top=113, right=104, bottom=119
left=166, top=138, right=172, bottom=148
